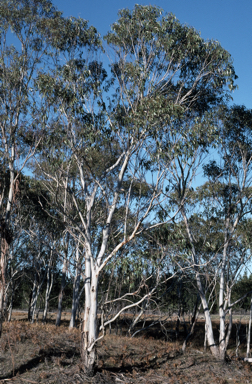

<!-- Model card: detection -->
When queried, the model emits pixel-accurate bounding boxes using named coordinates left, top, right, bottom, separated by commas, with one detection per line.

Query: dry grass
left=0, top=314, right=252, bottom=383
left=10, top=311, right=72, bottom=323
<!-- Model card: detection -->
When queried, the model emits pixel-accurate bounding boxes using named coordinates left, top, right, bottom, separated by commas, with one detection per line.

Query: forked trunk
left=182, top=207, right=219, bottom=359
left=198, top=280, right=220, bottom=359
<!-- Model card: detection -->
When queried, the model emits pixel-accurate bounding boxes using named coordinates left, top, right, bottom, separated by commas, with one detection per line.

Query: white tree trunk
left=7, top=274, right=15, bottom=322
left=182, top=208, right=219, bottom=358
left=42, top=247, right=55, bottom=322
left=0, top=243, right=6, bottom=337
left=224, top=287, right=233, bottom=355
left=69, top=252, right=81, bottom=328
left=56, top=233, right=69, bottom=327
left=56, top=258, right=67, bottom=326
left=246, top=297, right=252, bottom=358
left=236, top=321, right=241, bottom=357
left=30, top=262, right=45, bottom=323
left=81, top=252, right=99, bottom=375
left=197, top=273, right=219, bottom=358
left=0, top=146, right=15, bottom=334
left=219, top=232, right=229, bottom=360
left=30, top=277, right=38, bottom=323
left=7, top=291, right=13, bottom=322
left=43, top=266, right=54, bottom=322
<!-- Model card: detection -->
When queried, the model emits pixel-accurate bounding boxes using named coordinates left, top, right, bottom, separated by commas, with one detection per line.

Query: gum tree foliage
left=168, top=105, right=252, bottom=360
left=0, top=0, right=100, bottom=337
left=205, top=105, right=252, bottom=360
left=34, top=4, right=237, bottom=374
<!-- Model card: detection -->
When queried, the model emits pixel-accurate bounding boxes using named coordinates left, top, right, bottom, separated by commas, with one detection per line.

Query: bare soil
left=0, top=312, right=252, bottom=383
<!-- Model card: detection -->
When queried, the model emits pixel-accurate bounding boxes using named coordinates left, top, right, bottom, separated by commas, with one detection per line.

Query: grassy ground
left=0, top=312, right=252, bottom=383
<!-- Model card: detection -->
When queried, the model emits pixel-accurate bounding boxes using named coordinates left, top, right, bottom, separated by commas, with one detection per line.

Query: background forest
left=1, top=0, right=252, bottom=376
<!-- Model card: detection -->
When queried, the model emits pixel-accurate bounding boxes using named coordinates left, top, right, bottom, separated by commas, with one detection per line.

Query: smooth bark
left=69, top=246, right=82, bottom=328
left=43, top=267, right=54, bottom=322
left=246, top=297, right=252, bottom=358
left=56, top=234, right=69, bottom=327
left=29, top=261, right=45, bottom=323
left=81, top=254, right=99, bottom=375
left=182, top=207, right=220, bottom=358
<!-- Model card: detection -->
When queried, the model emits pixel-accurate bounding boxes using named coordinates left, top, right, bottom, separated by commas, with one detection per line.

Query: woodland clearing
left=0, top=312, right=252, bottom=383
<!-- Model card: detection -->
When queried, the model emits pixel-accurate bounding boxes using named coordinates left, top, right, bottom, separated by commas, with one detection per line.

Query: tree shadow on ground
left=0, top=346, right=79, bottom=380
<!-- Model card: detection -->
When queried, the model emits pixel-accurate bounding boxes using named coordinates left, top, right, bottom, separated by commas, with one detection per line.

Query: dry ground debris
left=0, top=317, right=252, bottom=383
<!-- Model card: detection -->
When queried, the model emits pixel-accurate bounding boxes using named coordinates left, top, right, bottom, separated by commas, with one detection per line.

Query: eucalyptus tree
left=169, top=105, right=252, bottom=360
left=0, top=0, right=53, bottom=333
left=204, top=105, right=252, bottom=360
left=35, top=5, right=236, bottom=375
left=13, top=175, right=62, bottom=322
left=4, top=209, right=29, bottom=321
left=0, top=0, right=100, bottom=336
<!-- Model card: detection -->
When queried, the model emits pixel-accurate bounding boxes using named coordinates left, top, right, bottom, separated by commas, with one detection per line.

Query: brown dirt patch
left=0, top=317, right=251, bottom=383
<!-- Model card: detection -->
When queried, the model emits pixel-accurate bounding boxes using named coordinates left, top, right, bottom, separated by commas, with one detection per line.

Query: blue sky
left=52, top=0, right=251, bottom=109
